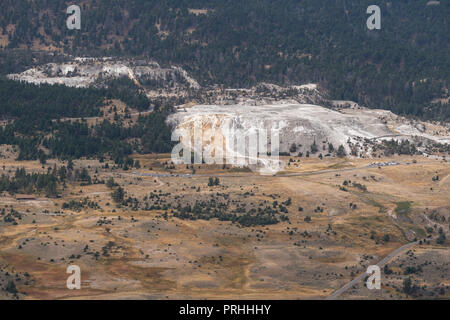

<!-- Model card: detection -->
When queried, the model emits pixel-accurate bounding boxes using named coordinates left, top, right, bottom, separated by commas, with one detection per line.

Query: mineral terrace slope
left=168, top=102, right=450, bottom=156
left=7, top=57, right=200, bottom=90
left=7, top=57, right=450, bottom=158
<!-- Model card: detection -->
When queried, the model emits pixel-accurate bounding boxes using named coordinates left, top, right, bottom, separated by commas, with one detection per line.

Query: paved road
left=130, top=162, right=396, bottom=179
left=325, top=240, right=419, bottom=300
left=132, top=171, right=217, bottom=178
left=326, top=221, right=450, bottom=300
left=279, top=164, right=388, bottom=178
left=131, top=159, right=443, bottom=180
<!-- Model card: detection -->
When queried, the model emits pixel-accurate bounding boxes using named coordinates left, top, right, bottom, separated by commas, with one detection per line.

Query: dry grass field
left=0, top=154, right=448, bottom=300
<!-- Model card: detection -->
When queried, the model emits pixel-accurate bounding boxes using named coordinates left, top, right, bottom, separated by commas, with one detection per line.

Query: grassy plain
left=0, top=154, right=449, bottom=300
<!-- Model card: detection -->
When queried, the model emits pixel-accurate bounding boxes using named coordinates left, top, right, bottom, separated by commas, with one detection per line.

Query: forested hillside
left=0, top=0, right=448, bottom=120
left=0, top=78, right=174, bottom=162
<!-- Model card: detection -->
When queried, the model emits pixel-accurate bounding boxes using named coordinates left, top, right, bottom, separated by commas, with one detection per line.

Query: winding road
left=326, top=225, right=449, bottom=300
left=325, top=240, right=420, bottom=300
left=130, top=162, right=400, bottom=179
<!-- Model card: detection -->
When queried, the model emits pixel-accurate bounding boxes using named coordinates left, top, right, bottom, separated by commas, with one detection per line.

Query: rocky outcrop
left=7, top=57, right=200, bottom=91
left=168, top=102, right=450, bottom=160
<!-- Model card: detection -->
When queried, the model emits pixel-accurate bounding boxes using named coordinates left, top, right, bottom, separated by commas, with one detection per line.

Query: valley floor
left=0, top=155, right=449, bottom=300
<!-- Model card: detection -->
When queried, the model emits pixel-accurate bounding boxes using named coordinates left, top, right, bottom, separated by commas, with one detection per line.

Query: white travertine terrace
left=7, top=57, right=200, bottom=90
left=168, top=103, right=450, bottom=161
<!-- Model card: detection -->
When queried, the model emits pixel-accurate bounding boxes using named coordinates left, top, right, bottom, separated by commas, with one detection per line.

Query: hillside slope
left=0, top=0, right=448, bottom=120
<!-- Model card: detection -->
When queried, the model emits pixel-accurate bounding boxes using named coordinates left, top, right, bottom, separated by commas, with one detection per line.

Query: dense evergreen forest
left=0, top=77, right=174, bottom=161
left=0, top=0, right=448, bottom=120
